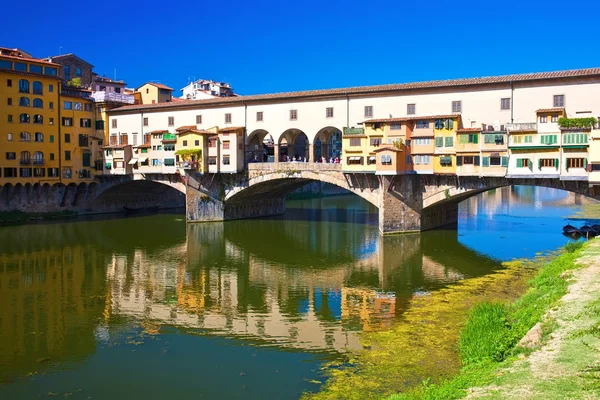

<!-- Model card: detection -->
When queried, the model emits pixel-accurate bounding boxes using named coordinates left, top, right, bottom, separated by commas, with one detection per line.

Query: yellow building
left=432, top=116, right=459, bottom=174
left=175, top=125, right=217, bottom=173
left=0, top=49, right=62, bottom=185
left=136, top=82, right=173, bottom=104
left=59, top=88, right=102, bottom=183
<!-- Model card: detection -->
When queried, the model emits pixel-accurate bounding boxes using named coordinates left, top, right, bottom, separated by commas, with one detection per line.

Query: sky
left=3, top=0, right=600, bottom=96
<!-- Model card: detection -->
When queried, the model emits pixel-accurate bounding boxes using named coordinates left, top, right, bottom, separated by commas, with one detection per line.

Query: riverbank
left=0, top=210, right=77, bottom=225
left=384, top=239, right=600, bottom=400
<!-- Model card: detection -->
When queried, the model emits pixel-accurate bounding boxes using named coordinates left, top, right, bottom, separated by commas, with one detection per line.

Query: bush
left=565, top=240, right=584, bottom=253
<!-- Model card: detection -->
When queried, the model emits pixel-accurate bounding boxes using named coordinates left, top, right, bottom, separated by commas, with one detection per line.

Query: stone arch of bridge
left=278, top=129, right=309, bottom=161
left=313, top=126, right=342, bottom=162
left=246, top=129, right=272, bottom=163
left=224, top=170, right=379, bottom=207
left=95, top=176, right=187, bottom=200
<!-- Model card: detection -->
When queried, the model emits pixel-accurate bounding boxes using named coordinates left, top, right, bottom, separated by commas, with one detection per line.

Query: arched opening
left=246, top=129, right=272, bottom=163
left=314, top=127, right=342, bottom=162
left=279, top=129, right=309, bottom=162
left=95, top=180, right=186, bottom=210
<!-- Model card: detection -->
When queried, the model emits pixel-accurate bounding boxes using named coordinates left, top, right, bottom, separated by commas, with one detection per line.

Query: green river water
left=0, top=186, right=595, bottom=399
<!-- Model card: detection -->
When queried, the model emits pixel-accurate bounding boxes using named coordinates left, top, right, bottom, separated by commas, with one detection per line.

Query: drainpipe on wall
left=510, top=81, right=514, bottom=123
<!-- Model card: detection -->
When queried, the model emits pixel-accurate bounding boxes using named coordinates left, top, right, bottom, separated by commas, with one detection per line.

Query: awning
left=128, top=158, right=138, bottom=165
left=349, top=156, right=362, bottom=161
left=138, top=157, right=148, bottom=162
left=368, top=156, right=376, bottom=161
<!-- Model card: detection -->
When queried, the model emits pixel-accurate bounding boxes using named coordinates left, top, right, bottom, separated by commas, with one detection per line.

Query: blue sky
left=3, top=0, right=600, bottom=96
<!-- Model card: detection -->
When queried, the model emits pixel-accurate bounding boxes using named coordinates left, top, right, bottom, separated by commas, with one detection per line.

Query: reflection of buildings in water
left=0, top=246, right=105, bottom=382
left=421, top=256, right=464, bottom=283
left=341, top=287, right=396, bottom=332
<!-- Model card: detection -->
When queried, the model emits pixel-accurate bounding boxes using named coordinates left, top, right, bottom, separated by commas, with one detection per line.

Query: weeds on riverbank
left=388, top=242, right=586, bottom=400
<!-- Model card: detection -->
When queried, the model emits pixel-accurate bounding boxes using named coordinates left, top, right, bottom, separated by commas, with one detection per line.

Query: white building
left=180, top=79, right=235, bottom=100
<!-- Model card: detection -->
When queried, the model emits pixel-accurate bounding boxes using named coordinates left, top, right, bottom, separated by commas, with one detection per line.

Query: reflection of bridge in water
left=104, top=218, right=500, bottom=353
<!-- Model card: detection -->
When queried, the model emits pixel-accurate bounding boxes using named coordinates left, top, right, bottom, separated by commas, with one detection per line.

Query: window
left=290, top=109, right=298, bottom=120
left=484, top=134, right=504, bottom=144
left=488, top=156, right=503, bottom=166
left=222, top=155, right=231, bottom=165
left=168, top=116, right=174, bottom=126
left=208, top=139, right=216, bottom=147
left=20, top=131, right=31, bottom=141
left=49, top=102, right=54, bottom=110
left=33, top=151, right=44, bottom=165
left=80, top=118, right=91, bottom=127
left=4, top=168, right=17, bottom=178
left=461, top=156, right=475, bottom=165
left=416, top=120, right=429, bottom=129
left=6, top=152, right=16, bottom=160
left=566, top=158, right=586, bottom=169
left=33, top=98, right=43, bottom=108
left=33, top=115, right=43, bottom=124
left=414, top=138, right=430, bottom=145
left=164, top=158, right=175, bottom=166
left=32, top=81, right=43, bottom=94
left=223, top=140, right=230, bottom=149
left=19, top=97, right=30, bottom=107
left=196, top=115, right=202, bottom=124
left=79, top=134, right=89, bottom=146
left=7, top=133, right=13, bottom=141
left=551, top=115, right=558, bottom=123
left=48, top=168, right=59, bottom=177
left=540, top=134, right=558, bottom=145
left=349, top=138, right=362, bottom=146
left=64, top=151, right=71, bottom=161
left=407, top=103, right=416, bottom=115
left=50, top=153, right=54, bottom=161
left=62, top=117, right=72, bottom=126
left=62, top=167, right=72, bottom=179
left=501, top=98, right=511, bottom=110
left=367, top=156, right=376, bottom=165
left=64, top=66, right=71, bottom=80
left=20, top=113, right=30, bottom=123
left=539, top=158, right=557, bottom=168
left=14, top=62, right=26, bottom=71
left=208, top=156, right=217, bottom=165
left=64, top=101, right=73, bottom=110
left=381, top=154, right=392, bottom=165
left=225, top=113, right=232, bottom=123
left=346, top=157, right=363, bottom=165
left=444, top=137, right=454, bottom=147
left=364, top=106, right=373, bottom=118
left=194, top=140, right=199, bottom=146
left=7, top=98, right=12, bottom=106
left=414, top=155, right=431, bottom=164
left=48, top=84, right=53, bottom=92
left=435, top=137, right=443, bottom=147
left=563, top=133, right=588, bottom=144
left=256, top=111, right=263, bottom=122
left=20, top=168, right=31, bottom=177
left=540, top=115, right=547, bottom=123
left=84, top=103, right=92, bottom=112
left=143, top=117, right=148, bottom=126
left=18, top=79, right=29, bottom=93
left=8, top=115, right=12, bottom=123
left=7, top=79, right=12, bottom=87
left=326, top=107, right=334, bottom=118
left=439, top=156, right=452, bottom=166
left=49, top=135, right=54, bottom=143
left=390, top=123, right=401, bottom=130
left=30, top=65, right=42, bottom=74
left=20, top=151, right=31, bottom=164
left=452, top=101, right=462, bottom=113
left=459, top=133, right=478, bottom=144
left=370, top=138, right=381, bottom=146
left=111, top=119, right=117, bottom=128
left=164, top=144, right=175, bottom=151
left=553, top=95, right=565, bottom=108
left=34, top=168, right=45, bottom=178
left=516, top=158, right=531, bottom=168
left=74, top=102, right=82, bottom=111
left=34, top=132, right=43, bottom=142
left=120, top=134, right=128, bottom=145
left=64, top=133, right=71, bottom=143
left=75, top=67, right=82, bottom=77
left=183, top=140, right=188, bottom=147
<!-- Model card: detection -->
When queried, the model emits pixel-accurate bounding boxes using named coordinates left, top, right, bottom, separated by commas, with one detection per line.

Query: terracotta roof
left=138, top=82, right=173, bottom=91
left=373, top=146, right=403, bottom=153
left=176, top=125, right=196, bottom=132
left=456, top=127, right=482, bottom=133
left=102, top=145, right=128, bottom=149
left=219, top=126, right=245, bottom=132
left=0, top=53, right=60, bottom=66
left=0, top=68, right=62, bottom=80
left=134, top=143, right=151, bottom=148
left=363, top=114, right=460, bottom=124
left=536, top=107, right=565, bottom=113
left=148, top=129, right=168, bottom=134
left=109, top=67, right=600, bottom=113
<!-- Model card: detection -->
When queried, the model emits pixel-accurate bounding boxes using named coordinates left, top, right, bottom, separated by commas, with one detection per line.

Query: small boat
left=579, top=225, right=598, bottom=237
left=591, top=224, right=600, bottom=234
left=562, top=224, right=581, bottom=236
left=123, top=205, right=160, bottom=213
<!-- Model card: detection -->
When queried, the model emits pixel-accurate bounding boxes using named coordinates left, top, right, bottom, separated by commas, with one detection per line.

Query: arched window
left=20, top=151, right=31, bottom=165
left=20, top=132, right=31, bottom=141
left=32, top=81, right=43, bottom=94
left=33, top=151, right=44, bottom=165
left=33, top=114, right=43, bottom=124
left=33, top=98, right=43, bottom=108
left=18, top=79, right=29, bottom=93
left=19, top=113, right=30, bottom=123
left=34, top=132, right=44, bottom=142
left=19, top=97, right=30, bottom=107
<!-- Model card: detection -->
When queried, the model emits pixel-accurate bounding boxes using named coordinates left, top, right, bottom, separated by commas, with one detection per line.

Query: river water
left=0, top=186, right=594, bottom=399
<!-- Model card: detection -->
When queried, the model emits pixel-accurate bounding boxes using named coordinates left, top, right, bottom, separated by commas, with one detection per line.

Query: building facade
left=180, top=79, right=235, bottom=100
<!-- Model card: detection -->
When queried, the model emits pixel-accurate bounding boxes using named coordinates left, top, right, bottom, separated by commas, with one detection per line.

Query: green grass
left=387, top=244, right=586, bottom=400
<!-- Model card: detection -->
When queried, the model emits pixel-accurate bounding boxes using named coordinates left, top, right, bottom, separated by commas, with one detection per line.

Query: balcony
left=162, top=133, right=177, bottom=142
left=91, top=91, right=135, bottom=104
left=20, top=160, right=31, bottom=165
left=33, top=160, right=45, bottom=165
left=506, top=122, right=537, bottom=132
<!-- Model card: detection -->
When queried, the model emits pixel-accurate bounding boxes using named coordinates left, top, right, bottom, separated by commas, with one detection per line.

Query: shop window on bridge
left=208, top=157, right=217, bottom=165
left=367, top=156, right=376, bottom=165
left=4, top=168, right=17, bottom=178
left=47, top=168, right=59, bottom=177
left=349, top=138, right=361, bottom=147
left=164, top=158, right=175, bottom=166
left=380, top=154, right=392, bottom=165
left=62, top=168, right=72, bottom=179
left=566, top=158, right=586, bottom=169
left=539, top=158, right=558, bottom=168
left=222, top=155, right=230, bottom=165
left=347, top=156, right=363, bottom=165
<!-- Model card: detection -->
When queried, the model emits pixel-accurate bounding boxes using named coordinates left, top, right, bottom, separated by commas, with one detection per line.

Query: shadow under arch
left=95, top=179, right=185, bottom=207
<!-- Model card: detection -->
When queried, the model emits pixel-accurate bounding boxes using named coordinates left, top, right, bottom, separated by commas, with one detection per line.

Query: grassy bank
left=0, top=210, right=77, bottom=225
left=387, top=240, right=596, bottom=400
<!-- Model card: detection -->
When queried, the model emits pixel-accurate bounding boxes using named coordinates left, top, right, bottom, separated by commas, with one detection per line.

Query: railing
left=506, top=122, right=537, bottom=131
left=162, top=133, right=177, bottom=141
left=33, top=160, right=45, bottom=165
left=248, top=162, right=342, bottom=172
left=20, top=160, right=31, bottom=165
left=91, top=91, right=135, bottom=104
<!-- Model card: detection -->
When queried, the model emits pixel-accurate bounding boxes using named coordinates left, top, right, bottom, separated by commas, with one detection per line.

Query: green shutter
left=445, top=137, right=453, bottom=147
left=82, top=153, right=91, bottom=167
left=554, top=158, right=559, bottom=169
left=538, top=159, right=542, bottom=169
left=529, top=159, right=533, bottom=168
left=456, top=156, right=463, bottom=166
left=517, top=158, right=523, bottom=168
left=435, top=137, right=443, bottom=147
left=501, top=156, right=508, bottom=166
left=584, top=158, right=588, bottom=168
left=553, top=135, right=557, bottom=144
left=474, top=155, right=480, bottom=166
left=50, top=135, right=54, bottom=143
left=483, top=157, right=490, bottom=167
left=473, top=134, right=478, bottom=144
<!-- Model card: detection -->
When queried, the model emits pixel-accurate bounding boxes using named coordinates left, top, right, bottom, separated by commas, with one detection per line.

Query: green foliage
left=67, top=77, right=82, bottom=87
left=175, top=149, right=201, bottom=159
left=459, top=303, right=509, bottom=364
left=565, top=240, right=585, bottom=253
left=558, top=117, right=597, bottom=129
